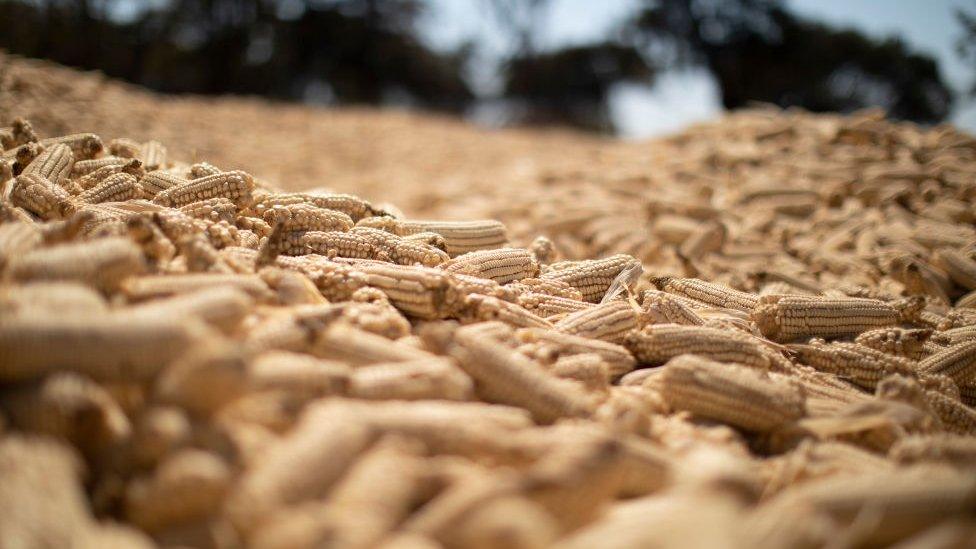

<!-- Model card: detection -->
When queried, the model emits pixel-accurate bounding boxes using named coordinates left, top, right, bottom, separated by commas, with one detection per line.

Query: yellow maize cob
left=443, top=247, right=539, bottom=284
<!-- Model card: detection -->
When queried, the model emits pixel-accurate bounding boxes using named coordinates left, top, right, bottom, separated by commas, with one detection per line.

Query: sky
left=422, top=0, right=976, bottom=138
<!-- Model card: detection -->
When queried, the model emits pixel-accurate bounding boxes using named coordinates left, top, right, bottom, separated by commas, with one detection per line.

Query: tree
left=630, top=0, right=952, bottom=123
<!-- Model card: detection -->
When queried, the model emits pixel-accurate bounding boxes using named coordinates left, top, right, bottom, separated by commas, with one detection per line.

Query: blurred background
left=2, top=0, right=975, bottom=137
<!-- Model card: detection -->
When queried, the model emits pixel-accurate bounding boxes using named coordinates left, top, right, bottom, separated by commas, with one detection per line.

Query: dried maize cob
left=788, top=340, right=918, bottom=390
left=854, top=327, right=932, bottom=360
left=0, top=118, right=36, bottom=149
left=121, top=273, right=274, bottom=302
left=660, top=354, right=806, bottom=433
left=138, top=140, right=167, bottom=170
left=107, top=137, right=141, bottom=158
left=459, top=293, right=554, bottom=328
left=442, top=247, right=539, bottom=284
left=356, top=262, right=455, bottom=319
left=554, top=300, right=639, bottom=344
left=254, top=192, right=377, bottom=221
left=264, top=203, right=354, bottom=233
left=10, top=173, right=72, bottom=220
left=178, top=197, right=237, bottom=223
left=76, top=172, right=139, bottom=204
left=918, top=340, right=976, bottom=384
left=541, top=254, right=641, bottom=303
left=39, top=133, right=102, bottom=160
left=651, top=276, right=759, bottom=312
left=153, top=170, right=254, bottom=208
left=7, top=236, right=145, bottom=291
left=518, top=292, right=594, bottom=317
left=189, top=162, right=221, bottom=178
left=249, top=351, right=350, bottom=398
left=640, top=289, right=706, bottom=325
left=516, top=327, right=636, bottom=378
left=624, top=323, right=790, bottom=370
left=0, top=314, right=202, bottom=382
left=359, top=217, right=508, bottom=257
left=22, top=143, right=73, bottom=184
left=443, top=322, right=595, bottom=423
left=349, top=358, right=473, bottom=401
left=509, top=278, right=585, bottom=301
left=139, top=170, right=186, bottom=197
left=752, top=295, right=916, bottom=342
left=890, top=434, right=976, bottom=468
left=936, top=248, right=976, bottom=290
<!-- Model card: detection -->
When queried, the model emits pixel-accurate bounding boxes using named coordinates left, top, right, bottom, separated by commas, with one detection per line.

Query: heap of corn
left=2, top=101, right=976, bottom=548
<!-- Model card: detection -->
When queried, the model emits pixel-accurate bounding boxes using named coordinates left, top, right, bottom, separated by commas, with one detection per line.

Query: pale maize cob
left=0, top=118, right=36, bottom=149
left=39, top=133, right=102, bottom=160
left=788, top=340, right=919, bottom=390
left=550, top=353, right=611, bottom=391
left=263, top=203, right=354, bottom=233
left=356, top=262, right=455, bottom=319
left=10, top=173, right=72, bottom=220
left=7, top=236, right=145, bottom=291
left=518, top=292, right=595, bottom=317
left=0, top=281, right=107, bottom=316
left=936, top=248, right=976, bottom=290
left=0, top=371, right=130, bottom=455
left=121, top=273, right=274, bottom=301
left=459, top=293, right=554, bottom=328
left=122, top=287, right=253, bottom=333
left=189, top=162, right=221, bottom=178
left=541, top=254, right=641, bottom=303
left=124, top=449, right=230, bottom=533
left=918, top=340, right=976, bottom=384
left=178, top=197, right=237, bottom=223
left=226, top=405, right=374, bottom=533
left=107, top=137, right=141, bottom=158
left=924, top=389, right=976, bottom=435
left=22, top=143, right=73, bottom=184
left=253, top=192, right=377, bottom=221
left=72, top=156, right=128, bottom=177
left=311, top=322, right=435, bottom=365
left=509, top=277, right=585, bottom=300
left=138, top=140, right=167, bottom=170
left=651, top=276, right=759, bottom=312
left=393, top=219, right=508, bottom=257
left=401, top=230, right=448, bottom=251
left=752, top=295, right=915, bottom=342
left=249, top=351, right=350, bottom=398
left=854, top=327, right=932, bottom=360
left=0, top=219, right=41, bottom=270
left=139, top=170, right=186, bottom=197
left=349, top=358, right=473, bottom=401
left=890, top=434, right=976, bottom=468
left=76, top=172, right=139, bottom=204
left=442, top=322, right=595, bottom=423
left=442, top=247, right=539, bottom=284
left=624, top=323, right=790, bottom=371
left=554, top=300, right=639, bottom=344
left=152, top=170, right=254, bottom=208
left=659, top=354, right=806, bottom=432
left=0, top=314, right=201, bottom=382
left=640, top=289, right=706, bottom=325
left=517, top=327, right=636, bottom=378
left=771, top=469, right=976, bottom=546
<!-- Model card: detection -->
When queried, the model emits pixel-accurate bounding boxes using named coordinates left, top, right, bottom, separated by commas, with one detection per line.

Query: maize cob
left=889, top=434, right=976, bottom=468
left=249, top=351, right=350, bottom=398
left=121, top=273, right=273, bottom=301
left=550, top=353, right=611, bottom=391
left=854, top=327, right=932, bottom=360
left=659, top=354, right=806, bottom=433
left=640, top=289, right=706, bottom=325
left=124, top=449, right=230, bottom=533
left=752, top=295, right=915, bottom=342
left=39, top=133, right=102, bottom=160
left=263, top=203, right=354, bottom=233
left=107, top=137, right=141, bottom=158
left=788, top=340, right=919, bottom=390
left=0, top=314, right=202, bottom=382
left=385, top=218, right=508, bottom=257
left=518, top=292, right=594, bottom=317
left=509, top=278, right=585, bottom=301
left=443, top=322, right=595, bottom=423
left=7, top=236, right=145, bottom=291
left=138, top=140, right=167, bottom=170
left=918, top=340, right=976, bottom=384
left=442, top=247, right=538, bottom=284
left=153, top=170, right=254, bottom=208
left=139, top=170, right=186, bottom=197
left=541, top=254, right=641, bottom=303
left=349, top=358, right=473, bottom=401
left=554, top=300, right=639, bottom=344
left=253, top=192, right=377, bottom=221
left=624, top=323, right=790, bottom=371
left=651, top=276, right=759, bottom=312
left=10, top=173, right=73, bottom=220
left=22, top=143, right=73, bottom=184
left=189, top=162, right=221, bottom=178
left=459, top=293, right=554, bottom=328
left=178, top=197, right=237, bottom=223
left=0, top=118, right=36, bottom=149
left=122, top=287, right=253, bottom=333
left=76, top=172, right=139, bottom=204
left=516, top=327, right=636, bottom=378
left=936, top=248, right=976, bottom=290
left=356, top=262, right=455, bottom=319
